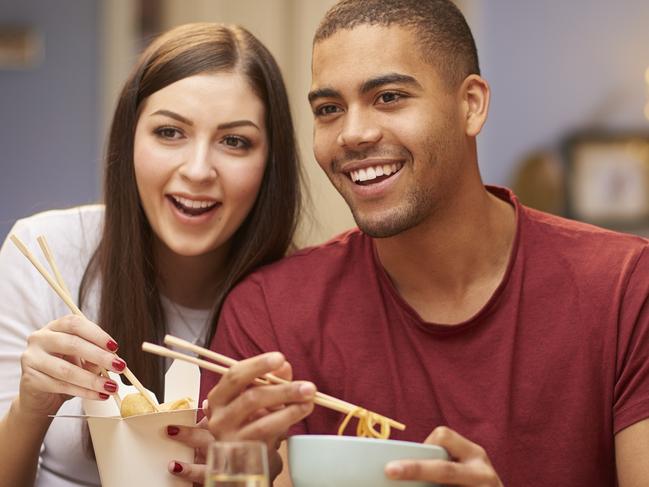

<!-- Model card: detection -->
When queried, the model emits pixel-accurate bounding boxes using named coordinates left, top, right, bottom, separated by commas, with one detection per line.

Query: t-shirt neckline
left=369, top=185, right=523, bottom=335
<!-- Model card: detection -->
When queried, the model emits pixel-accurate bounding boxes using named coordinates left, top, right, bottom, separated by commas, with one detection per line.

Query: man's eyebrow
left=151, top=109, right=193, bottom=125
left=360, top=73, right=422, bottom=94
left=308, top=74, right=422, bottom=104
left=308, top=88, right=341, bottom=104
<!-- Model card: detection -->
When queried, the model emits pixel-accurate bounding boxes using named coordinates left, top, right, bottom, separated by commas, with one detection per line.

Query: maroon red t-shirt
left=202, top=187, right=649, bottom=486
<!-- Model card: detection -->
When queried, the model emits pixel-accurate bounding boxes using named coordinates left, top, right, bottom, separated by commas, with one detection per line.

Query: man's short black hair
left=314, top=0, right=480, bottom=88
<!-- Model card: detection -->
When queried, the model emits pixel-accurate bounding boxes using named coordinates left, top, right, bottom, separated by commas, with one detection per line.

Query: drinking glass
left=205, top=441, right=270, bottom=487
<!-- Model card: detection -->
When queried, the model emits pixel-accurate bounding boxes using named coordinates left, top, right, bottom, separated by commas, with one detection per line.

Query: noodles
left=337, top=407, right=391, bottom=439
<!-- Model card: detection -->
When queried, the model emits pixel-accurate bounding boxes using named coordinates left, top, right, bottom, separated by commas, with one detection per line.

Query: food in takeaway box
left=120, top=392, right=194, bottom=418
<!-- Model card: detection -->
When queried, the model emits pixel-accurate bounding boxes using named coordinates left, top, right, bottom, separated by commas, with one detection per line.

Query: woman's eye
left=223, top=136, right=250, bottom=149
left=154, top=127, right=183, bottom=140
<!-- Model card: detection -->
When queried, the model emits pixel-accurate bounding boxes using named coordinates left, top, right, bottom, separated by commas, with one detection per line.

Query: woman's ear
left=460, top=74, right=490, bottom=137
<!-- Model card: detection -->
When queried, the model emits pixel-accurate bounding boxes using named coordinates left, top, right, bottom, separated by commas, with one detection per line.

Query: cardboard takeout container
left=54, top=359, right=200, bottom=487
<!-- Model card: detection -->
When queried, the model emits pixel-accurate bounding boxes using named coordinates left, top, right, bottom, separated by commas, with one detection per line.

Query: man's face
left=309, top=25, right=468, bottom=237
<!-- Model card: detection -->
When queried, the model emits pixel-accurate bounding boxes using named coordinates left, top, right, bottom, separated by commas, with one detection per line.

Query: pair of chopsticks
left=143, top=335, right=406, bottom=432
left=10, top=234, right=160, bottom=413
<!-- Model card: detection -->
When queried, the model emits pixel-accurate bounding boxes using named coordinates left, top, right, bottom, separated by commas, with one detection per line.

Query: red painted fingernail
left=112, top=358, right=126, bottom=372
left=99, top=393, right=110, bottom=400
left=107, top=340, right=119, bottom=352
left=104, top=380, right=118, bottom=393
left=167, top=426, right=180, bottom=436
left=173, top=462, right=183, bottom=473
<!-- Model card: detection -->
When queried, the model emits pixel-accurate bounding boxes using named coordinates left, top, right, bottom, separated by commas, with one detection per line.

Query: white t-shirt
left=0, top=206, right=212, bottom=486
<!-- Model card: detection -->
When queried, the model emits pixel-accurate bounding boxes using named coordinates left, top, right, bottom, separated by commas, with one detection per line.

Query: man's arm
left=616, top=418, right=649, bottom=486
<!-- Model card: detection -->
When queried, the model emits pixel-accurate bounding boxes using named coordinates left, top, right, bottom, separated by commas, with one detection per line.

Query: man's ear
left=460, top=74, right=490, bottom=137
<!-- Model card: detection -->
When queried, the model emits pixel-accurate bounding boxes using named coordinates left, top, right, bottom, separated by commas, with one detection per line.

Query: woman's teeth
left=349, top=162, right=403, bottom=183
left=170, top=195, right=218, bottom=216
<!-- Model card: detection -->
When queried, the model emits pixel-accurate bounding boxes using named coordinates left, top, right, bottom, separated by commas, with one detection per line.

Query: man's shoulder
left=232, top=228, right=369, bottom=294
left=520, top=204, right=648, bottom=269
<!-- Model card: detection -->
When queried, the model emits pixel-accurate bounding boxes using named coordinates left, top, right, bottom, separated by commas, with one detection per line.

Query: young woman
left=0, top=22, right=302, bottom=486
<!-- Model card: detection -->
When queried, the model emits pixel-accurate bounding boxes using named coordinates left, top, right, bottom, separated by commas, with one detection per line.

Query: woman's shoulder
left=11, top=204, right=104, bottom=234
left=8, top=204, right=105, bottom=253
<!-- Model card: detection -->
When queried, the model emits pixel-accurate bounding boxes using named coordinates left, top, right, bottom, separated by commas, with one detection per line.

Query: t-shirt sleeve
left=200, top=276, right=281, bottom=397
left=613, top=244, right=649, bottom=434
left=199, top=274, right=309, bottom=436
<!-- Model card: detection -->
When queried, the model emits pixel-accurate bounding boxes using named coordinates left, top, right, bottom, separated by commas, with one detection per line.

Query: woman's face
left=133, top=72, right=268, bottom=259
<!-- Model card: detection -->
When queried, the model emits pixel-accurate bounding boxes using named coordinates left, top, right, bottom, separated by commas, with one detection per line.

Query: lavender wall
left=473, top=1, right=649, bottom=185
left=0, top=0, right=100, bottom=241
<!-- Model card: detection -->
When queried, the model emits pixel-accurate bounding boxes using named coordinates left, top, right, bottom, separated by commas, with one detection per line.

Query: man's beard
left=347, top=184, right=436, bottom=238
left=331, top=145, right=441, bottom=238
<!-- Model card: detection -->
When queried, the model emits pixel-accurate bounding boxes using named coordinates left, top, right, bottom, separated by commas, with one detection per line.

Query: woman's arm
left=0, top=397, right=53, bottom=486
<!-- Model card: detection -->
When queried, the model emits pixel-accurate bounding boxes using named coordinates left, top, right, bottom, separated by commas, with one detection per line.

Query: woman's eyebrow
left=151, top=109, right=193, bottom=125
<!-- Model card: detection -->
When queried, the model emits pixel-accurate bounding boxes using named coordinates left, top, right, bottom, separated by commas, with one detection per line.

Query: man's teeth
left=172, top=196, right=217, bottom=209
left=349, top=163, right=402, bottom=183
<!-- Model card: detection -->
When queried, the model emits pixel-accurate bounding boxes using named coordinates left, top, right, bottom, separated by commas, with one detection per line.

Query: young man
left=199, top=1, right=649, bottom=485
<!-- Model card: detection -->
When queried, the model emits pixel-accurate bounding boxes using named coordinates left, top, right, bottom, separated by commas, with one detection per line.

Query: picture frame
left=0, top=25, right=43, bottom=70
left=562, top=131, right=649, bottom=232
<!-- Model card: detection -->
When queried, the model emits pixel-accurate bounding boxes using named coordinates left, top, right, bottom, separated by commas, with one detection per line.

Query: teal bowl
left=288, top=435, right=448, bottom=487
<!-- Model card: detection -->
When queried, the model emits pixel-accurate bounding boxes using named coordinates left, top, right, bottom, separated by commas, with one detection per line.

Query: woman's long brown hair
left=79, top=23, right=301, bottom=404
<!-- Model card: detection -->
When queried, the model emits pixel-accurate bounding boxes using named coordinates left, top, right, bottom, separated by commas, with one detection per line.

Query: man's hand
left=385, top=426, right=503, bottom=486
left=212, top=352, right=315, bottom=480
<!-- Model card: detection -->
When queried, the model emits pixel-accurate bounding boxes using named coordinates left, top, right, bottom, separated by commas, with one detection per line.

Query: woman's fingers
left=46, top=314, right=119, bottom=354
left=34, top=315, right=126, bottom=371
left=30, top=327, right=126, bottom=374
left=20, top=364, right=113, bottom=401
left=168, top=460, right=205, bottom=484
left=166, top=424, right=214, bottom=451
left=22, top=348, right=119, bottom=398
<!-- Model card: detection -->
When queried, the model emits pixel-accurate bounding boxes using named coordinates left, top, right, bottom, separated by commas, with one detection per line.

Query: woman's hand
left=18, top=314, right=126, bottom=416
left=385, top=426, right=503, bottom=486
left=164, top=415, right=214, bottom=484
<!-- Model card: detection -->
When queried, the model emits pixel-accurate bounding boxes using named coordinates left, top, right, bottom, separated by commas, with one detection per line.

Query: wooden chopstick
left=37, top=236, right=73, bottom=299
left=9, top=235, right=158, bottom=412
left=164, top=335, right=357, bottom=412
left=33, top=235, right=123, bottom=410
left=145, top=336, right=406, bottom=431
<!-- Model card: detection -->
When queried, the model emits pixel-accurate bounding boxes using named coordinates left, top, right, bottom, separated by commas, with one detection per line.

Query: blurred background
left=1, top=0, right=648, bottom=245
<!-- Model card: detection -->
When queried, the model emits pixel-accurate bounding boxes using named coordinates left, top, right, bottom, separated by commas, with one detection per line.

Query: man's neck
left=375, top=186, right=516, bottom=324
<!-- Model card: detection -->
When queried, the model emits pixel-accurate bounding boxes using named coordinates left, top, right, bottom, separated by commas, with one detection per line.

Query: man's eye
left=223, top=136, right=250, bottom=149
left=154, top=127, right=183, bottom=139
left=377, top=92, right=401, bottom=104
left=315, top=105, right=341, bottom=116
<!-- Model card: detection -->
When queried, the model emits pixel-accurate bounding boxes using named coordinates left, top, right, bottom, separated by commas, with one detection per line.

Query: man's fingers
left=385, top=458, right=498, bottom=485
left=273, top=361, right=293, bottom=381
left=168, top=460, right=205, bottom=483
left=208, top=381, right=315, bottom=437
left=237, top=401, right=315, bottom=442
left=424, top=426, right=488, bottom=462
left=208, top=352, right=286, bottom=407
